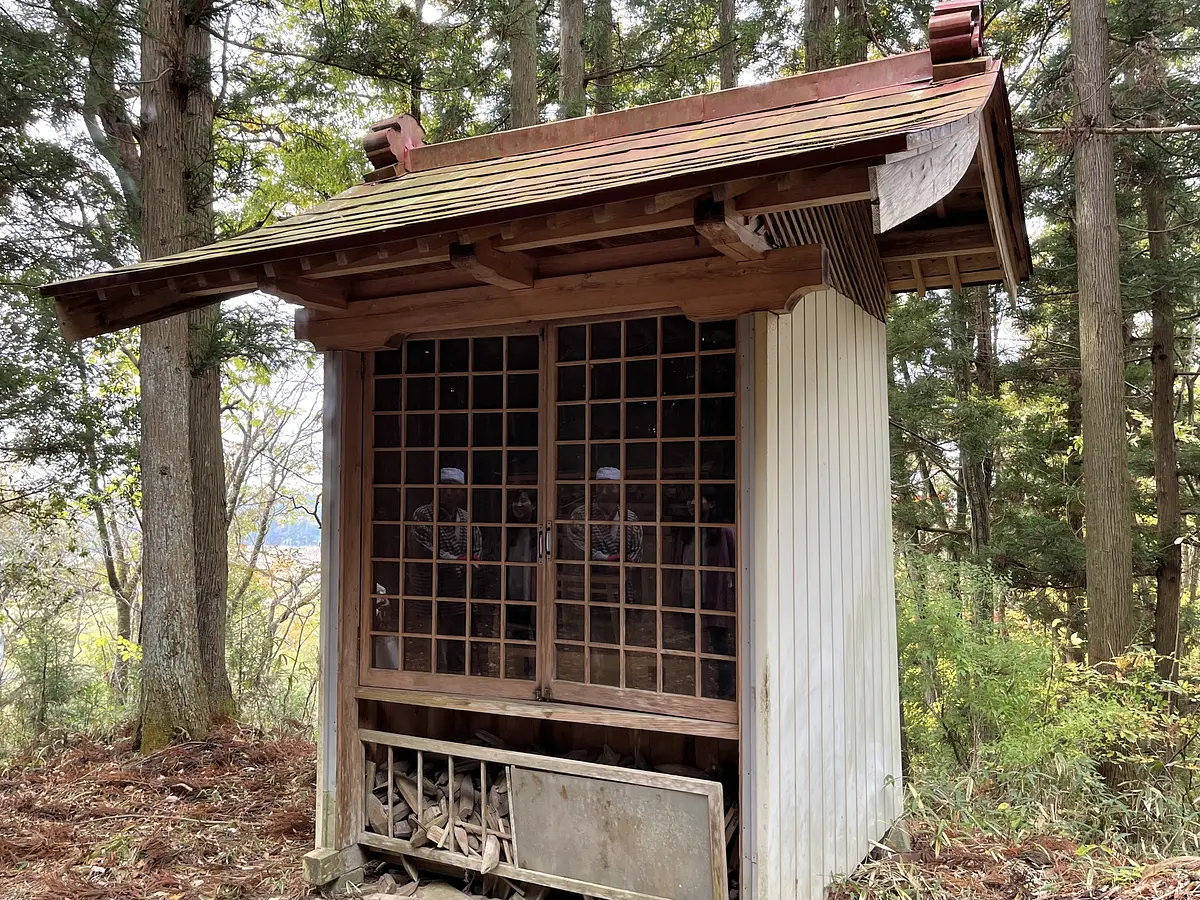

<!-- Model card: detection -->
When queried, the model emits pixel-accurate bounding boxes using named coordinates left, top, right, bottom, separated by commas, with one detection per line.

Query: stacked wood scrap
left=366, top=752, right=514, bottom=873
left=359, top=863, right=551, bottom=899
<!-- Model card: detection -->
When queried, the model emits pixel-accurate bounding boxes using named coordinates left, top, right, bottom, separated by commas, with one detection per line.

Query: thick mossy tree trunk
left=559, top=0, right=584, bottom=117
left=1072, top=0, right=1134, bottom=664
left=138, top=0, right=218, bottom=750
left=718, top=0, right=736, bottom=89
left=804, top=0, right=834, bottom=71
left=509, top=0, right=538, bottom=127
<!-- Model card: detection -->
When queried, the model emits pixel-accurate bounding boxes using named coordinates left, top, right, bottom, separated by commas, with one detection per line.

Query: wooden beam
left=947, top=255, right=963, bottom=293
left=644, top=186, right=711, bottom=215
left=55, top=285, right=246, bottom=341
left=296, top=245, right=829, bottom=350
left=259, top=275, right=349, bottom=310
left=870, top=116, right=980, bottom=233
left=450, top=239, right=536, bottom=289
left=494, top=200, right=696, bottom=252
left=876, top=222, right=994, bottom=261
left=889, top=266, right=1003, bottom=293
left=732, top=164, right=875, bottom=216
left=694, top=198, right=772, bottom=261
left=911, top=259, right=926, bottom=297
left=975, top=112, right=1021, bottom=300
left=299, top=237, right=452, bottom=278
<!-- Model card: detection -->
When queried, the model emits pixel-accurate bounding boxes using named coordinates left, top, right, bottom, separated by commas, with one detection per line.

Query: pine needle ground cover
left=0, top=723, right=314, bottom=900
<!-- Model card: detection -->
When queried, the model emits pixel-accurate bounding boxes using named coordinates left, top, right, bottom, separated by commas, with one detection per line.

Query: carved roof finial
left=363, top=114, right=427, bottom=171
left=929, top=0, right=984, bottom=65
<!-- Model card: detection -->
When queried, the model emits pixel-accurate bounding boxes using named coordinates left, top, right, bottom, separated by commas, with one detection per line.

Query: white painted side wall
left=747, top=294, right=903, bottom=900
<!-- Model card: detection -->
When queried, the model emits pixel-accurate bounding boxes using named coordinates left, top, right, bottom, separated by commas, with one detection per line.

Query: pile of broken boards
left=350, top=872, right=548, bottom=900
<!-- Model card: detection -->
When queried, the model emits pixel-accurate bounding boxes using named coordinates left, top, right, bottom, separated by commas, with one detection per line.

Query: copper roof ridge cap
left=400, top=50, right=935, bottom=175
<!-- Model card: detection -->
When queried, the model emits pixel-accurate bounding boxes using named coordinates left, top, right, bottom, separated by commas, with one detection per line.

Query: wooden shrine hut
left=44, top=3, right=1029, bottom=897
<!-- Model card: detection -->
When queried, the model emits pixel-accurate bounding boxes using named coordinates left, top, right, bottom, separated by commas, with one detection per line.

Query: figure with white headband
left=568, top=467, right=643, bottom=563
left=410, top=467, right=482, bottom=597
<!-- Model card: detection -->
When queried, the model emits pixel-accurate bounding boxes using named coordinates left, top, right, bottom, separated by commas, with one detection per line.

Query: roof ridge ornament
left=362, top=114, right=426, bottom=171
left=928, top=0, right=984, bottom=65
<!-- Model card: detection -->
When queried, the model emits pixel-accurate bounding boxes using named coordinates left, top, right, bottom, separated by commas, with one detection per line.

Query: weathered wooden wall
left=745, top=294, right=902, bottom=900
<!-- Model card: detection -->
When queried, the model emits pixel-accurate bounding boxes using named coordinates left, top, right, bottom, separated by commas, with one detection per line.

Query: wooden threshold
left=354, top=685, right=740, bottom=740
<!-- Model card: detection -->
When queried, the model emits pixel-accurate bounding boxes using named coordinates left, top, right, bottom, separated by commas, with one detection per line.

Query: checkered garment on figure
left=411, top=504, right=483, bottom=561
left=567, top=506, right=643, bottom=562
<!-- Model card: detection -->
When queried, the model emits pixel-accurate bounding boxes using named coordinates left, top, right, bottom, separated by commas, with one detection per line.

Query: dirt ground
left=1, top=725, right=1198, bottom=899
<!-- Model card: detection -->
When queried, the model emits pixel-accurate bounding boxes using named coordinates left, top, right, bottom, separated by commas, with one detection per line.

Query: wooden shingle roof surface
left=44, top=52, right=1000, bottom=298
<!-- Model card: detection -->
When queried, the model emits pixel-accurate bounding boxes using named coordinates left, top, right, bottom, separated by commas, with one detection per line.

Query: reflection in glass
left=505, top=646, right=536, bottom=681
left=471, top=642, right=500, bottom=677
left=376, top=349, right=404, bottom=375
left=663, top=655, right=695, bottom=695
left=372, top=635, right=399, bottom=670
left=626, top=651, right=657, bottom=691
left=557, top=603, right=585, bottom=641
left=590, top=321, right=622, bottom=359
left=403, top=637, right=432, bottom=671
left=438, top=639, right=466, bottom=674
left=404, top=598, right=432, bottom=633
left=557, top=644, right=584, bottom=681
left=590, top=647, right=620, bottom=686
left=372, top=597, right=399, bottom=632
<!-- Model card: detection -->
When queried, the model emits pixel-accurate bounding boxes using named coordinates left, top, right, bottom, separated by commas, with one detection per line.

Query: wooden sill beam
left=450, top=239, right=535, bottom=289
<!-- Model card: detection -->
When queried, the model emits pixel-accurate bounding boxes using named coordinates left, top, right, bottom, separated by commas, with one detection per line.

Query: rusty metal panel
left=510, top=766, right=722, bottom=900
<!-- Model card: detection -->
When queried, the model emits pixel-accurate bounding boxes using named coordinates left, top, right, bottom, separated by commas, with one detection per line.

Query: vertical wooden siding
left=749, top=294, right=902, bottom=900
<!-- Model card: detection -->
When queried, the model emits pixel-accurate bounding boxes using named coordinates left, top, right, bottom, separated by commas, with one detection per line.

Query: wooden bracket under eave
left=694, top=197, right=772, bottom=261
left=450, top=239, right=536, bottom=290
left=259, top=275, right=350, bottom=311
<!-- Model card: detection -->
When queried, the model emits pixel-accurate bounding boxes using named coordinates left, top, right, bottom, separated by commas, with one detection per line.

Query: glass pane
left=700, top=440, right=736, bottom=480
left=625, top=484, right=656, bottom=522
left=557, top=325, right=586, bottom=362
left=664, top=527, right=696, bottom=565
left=662, top=486, right=695, bottom=523
left=372, top=598, right=400, bottom=632
left=476, top=527, right=502, bottom=562
left=591, top=402, right=620, bottom=440
left=508, top=373, right=539, bottom=408
left=700, top=567, right=737, bottom=612
left=662, top=399, right=695, bottom=438
left=437, top=600, right=467, bottom=635
left=625, top=317, right=658, bottom=357
left=590, top=605, right=619, bottom=645
left=558, top=365, right=585, bottom=402
left=590, top=362, right=621, bottom=400
left=436, top=564, right=467, bottom=598
left=373, top=561, right=400, bottom=596
left=474, top=374, right=504, bottom=409
left=590, top=566, right=621, bottom=604
left=505, top=646, right=536, bottom=681
left=505, top=604, right=536, bottom=641
left=663, top=611, right=696, bottom=652
left=556, top=524, right=585, bottom=561
left=590, top=321, right=621, bottom=359
left=626, top=401, right=657, bottom=439
left=473, top=336, right=504, bottom=371
left=375, top=451, right=402, bottom=484
left=438, top=450, right=468, bottom=483
left=662, top=569, right=696, bottom=609
left=471, top=641, right=500, bottom=677
left=506, top=564, right=537, bottom=602
left=557, top=404, right=586, bottom=441
left=439, top=413, right=469, bottom=446
left=625, top=651, right=657, bottom=691
left=662, top=357, right=695, bottom=396
left=700, top=353, right=737, bottom=394
left=662, top=315, right=695, bottom=353
left=557, top=644, right=584, bottom=681
left=440, top=375, right=469, bottom=410
left=474, top=412, right=503, bottom=446
left=407, top=377, right=435, bottom=410
left=405, top=451, right=434, bottom=485
left=625, top=359, right=657, bottom=398
left=376, top=349, right=404, bottom=375
left=625, top=608, right=656, bottom=647
left=701, top=659, right=736, bottom=700
left=472, top=565, right=502, bottom=601
left=590, top=647, right=620, bottom=686
left=471, top=488, right=503, bottom=523
left=374, top=488, right=401, bottom=521
left=700, top=319, right=737, bottom=350
left=374, top=525, right=401, bottom=558
left=509, top=334, right=540, bottom=370
left=375, top=415, right=402, bottom=448
left=625, top=443, right=657, bottom=480
left=589, top=443, right=620, bottom=476
left=699, top=527, right=737, bottom=569
left=663, top=655, right=696, bottom=696
left=506, top=527, right=538, bottom=562
left=440, top=339, right=469, bottom=372
left=701, top=614, right=737, bottom=656
left=508, top=489, right=537, bottom=524
left=404, top=599, right=433, bottom=633
left=404, top=525, right=432, bottom=559
left=626, top=566, right=656, bottom=605
left=371, top=636, right=399, bottom=670
left=555, top=564, right=585, bottom=600
left=473, top=449, right=503, bottom=484
left=557, top=603, right=585, bottom=641
left=700, top=397, right=737, bottom=436
left=662, top=442, right=695, bottom=480
left=406, top=414, right=435, bottom=447
left=404, top=564, right=433, bottom=598
left=406, top=340, right=435, bottom=373
left=404, top=488, right=432, bottom=519
left=374, top=379, right=402, bottom=411
left=703, top=484, right=737, bottom=523
left=471, top=603, right=500, bottom=638
left=508, top=412, right=539, bottom=446
left=557, top=484, right=585, bottom=519
left=403, top=637, right=432, bottom=671
left=438, top=640, right=466, bottom=675
left=507, top=451, right=537, bottom=484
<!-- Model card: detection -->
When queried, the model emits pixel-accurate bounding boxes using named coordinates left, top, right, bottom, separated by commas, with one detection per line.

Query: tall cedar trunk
left=1072, top=0, right=1133, bottom=664
left=590, top=0, right=614, bottom=113
left=837, top=0, right=869, bottom=64
left=510, top=0, right=538, bottom=128
left=964, top=287, right=995, bottom=555
left=138, top=0, right=215, bottom=750
left=190, top=305, right=235, bottom=716
left=804, top=0, right=835, bottom=71
left=559, top=0, right=585, bottom=117
left=410, top=0, right=425, bottom=121
left=718, top=0, right=736, bottom=89
left=1146, top=177, right=1181, bottom=681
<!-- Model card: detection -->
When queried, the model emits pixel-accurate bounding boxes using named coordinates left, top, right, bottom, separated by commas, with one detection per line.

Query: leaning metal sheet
left=510, top=766, right=721, bottom=900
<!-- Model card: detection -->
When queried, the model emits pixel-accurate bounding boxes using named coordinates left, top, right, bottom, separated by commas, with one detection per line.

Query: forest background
left=1, top=0, right=1199, bottom=868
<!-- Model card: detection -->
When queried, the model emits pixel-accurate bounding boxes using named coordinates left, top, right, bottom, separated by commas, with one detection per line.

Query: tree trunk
left=837, top=0, right=869, bottom=64
left=589, top=0, right=614, bottom=113
left=804, top=0, right=835, bottom=71
left=510, top=0, right=539, bottom=128
left=559, top=0, right=585, bottom=117
left=1146, top=177, right=1181, bottom=682
left=964, top=287, right=995, bottom=556
left=190, top=305, right=235, bottom=717
left=718, top=0, right=736, bottom=89
left=138, top=0, right=216, bottom=750
left=1072, top=0, right=1133, bottom=665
